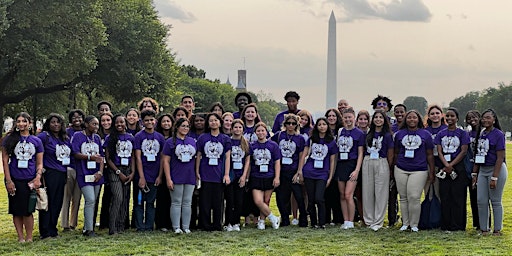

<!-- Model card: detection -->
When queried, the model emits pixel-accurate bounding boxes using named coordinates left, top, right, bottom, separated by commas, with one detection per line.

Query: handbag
left=418, top=184, right=441, bottom=230
left=36, top=176, right=49, bottom=211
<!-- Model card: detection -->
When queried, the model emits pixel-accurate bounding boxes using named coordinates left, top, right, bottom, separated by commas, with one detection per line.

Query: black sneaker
left=83, top=230, right=97, bottom=237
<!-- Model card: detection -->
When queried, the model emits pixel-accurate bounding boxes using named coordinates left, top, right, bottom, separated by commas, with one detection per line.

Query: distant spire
left=226, top=75, right=231, bottom=85
left=326, top=10, right=337, bottom=109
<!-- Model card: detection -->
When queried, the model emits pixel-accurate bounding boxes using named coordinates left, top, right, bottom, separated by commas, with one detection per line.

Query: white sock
left=267, top=213, right=275, bottom=219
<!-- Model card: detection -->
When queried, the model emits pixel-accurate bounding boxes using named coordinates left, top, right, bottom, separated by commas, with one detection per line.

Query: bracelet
left=5, top=180, right=13, bottom=185
left=471, top=173, right=478, bottom=178
left=491, top=177, right=498, bottom=181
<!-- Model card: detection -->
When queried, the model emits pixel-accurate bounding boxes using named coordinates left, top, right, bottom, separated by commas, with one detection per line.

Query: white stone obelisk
left=326, top=11, right=337, bottom=109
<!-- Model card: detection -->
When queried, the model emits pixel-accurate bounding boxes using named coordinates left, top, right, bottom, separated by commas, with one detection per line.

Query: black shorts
left=335, top=159, right=357, bottom=182
left=8, top=178, right=34, bottom=216
left=249, top=177, right=274, bottom=191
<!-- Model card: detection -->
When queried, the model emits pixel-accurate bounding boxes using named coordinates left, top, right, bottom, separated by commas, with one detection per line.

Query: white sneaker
left=371, top=225, right=380, bottom=232
left=269, top=215, right=280, bottom=229
left=174, top=228, right=183, bottom=234
left=233, top=224, right=241, bottom=231
left=184, top=229, right=191, bottom=234
left=257, top=219, right=265, bottom=230
left=341, top=224, right=349, bottom=230
left=226, top=224, right=233, bottom=232
left=160, top=228, right=168, bottom=232
left=291, top=218, right=299, bottom=225
left=399, top=225, right=408, bottom=231
left=347, top=221, right=354, bottom=229
left=411, top=227, right=419, bottom=232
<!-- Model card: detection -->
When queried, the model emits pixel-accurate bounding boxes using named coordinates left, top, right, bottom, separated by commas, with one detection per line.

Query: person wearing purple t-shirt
left=242, top=103, right=264, bottom=144
left=71, top=115, right=104, bottom=237
left=336, top=107, right=365, bottom=230
left=271, top=91, right=301, bottom=134
left=195, top=113, right=232, bottom=231
left=435, top=108, right=469, bottom=231
left=298, top=109, right=313, bottom=142
left=224, top=119, right=250, bottom=231
left=162, top=118, right=197, bottom=234
left=425, top=104, right=447, bottom=198
left=2, top=112, right=44, bottom=243
left=38, top=113, right=71, bottom=239
left=233, top=92, right=252, bottom=120
left=188, top=113, right=206, bottom=142
left=472, top=109, right=507, bottom=236
left=250, top=122, right=281, bottom=230
left=324, top=108, right=343, bottom=225
left=61, top=109, right=85, bottom=232
left=271, top=114, right=307, bottom=227
left=298, top=117, right=337, bottom=228
left=394, top=110, right=435, bottom=232
left=389, top=103, right=406, bottom=227
left=362, top=110, right=394, bottom=231
left=134, top=110, right=165, bottom=232
left=105, top=114, right=135, bottom=235
left=465, top=110, right=482, bottom=230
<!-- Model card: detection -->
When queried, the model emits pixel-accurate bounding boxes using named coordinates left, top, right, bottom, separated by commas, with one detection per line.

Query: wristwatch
left=116, top=169, right=121, bottom=175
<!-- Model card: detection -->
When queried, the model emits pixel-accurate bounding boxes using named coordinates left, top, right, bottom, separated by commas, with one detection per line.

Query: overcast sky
left=154, top=0, right=512, bottom=116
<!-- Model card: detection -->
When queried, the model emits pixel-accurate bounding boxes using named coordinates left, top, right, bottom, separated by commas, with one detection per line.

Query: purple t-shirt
left=337, top=127, right=365, bottom=161
left=250, top=140, right=281, bottom=179
left=134, top=130, right=165, bottom=183
left=300, top=126, right=312, bottom=142
left=434, top=128, right=470, bottom=167
left=66, top=127, right=82, bottom=169
left=230, top=138, right=248, bottom=178
left=364, top=131, right=394, bottom=159
left=103, top=133, right=135, bottom=167
left=476, top=128, right=506, bottom=167
left=271, top=132, right=305, bottom=172
left=302, top=138, right=337, bottom=180
left=233, top=112, right=241, bottom=119
left=188, top=131, right=204, bottom=142
left=162, top=136, right=197, bottom=185
left=71, top=132, right=104, bottom=188
left=38, top=132, right=71, bottom=172
left=394, top=128, right=434, bottom=171
left=427, top=124, right=448, bottom=166
left=391, top=123, right=400, bottom=133
left=197, top=133, right=232, bottom=183
left=271, top=109, right=301, bottom=134
left=2, top=135, right=44, bottom=180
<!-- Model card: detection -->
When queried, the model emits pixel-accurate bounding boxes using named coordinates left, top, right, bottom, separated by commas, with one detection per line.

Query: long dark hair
left=2, top=112, right=33, bottom=155
left=241, top=103, right=262, bottom=125
left=156, top=113, right=174, bottom=138
left=324, top=108, right=343, bottom=133
left=366, top=110, right=391, bottom=148
left=98, top=112, right=113, bottom=139
left=205, top=113, right=223, bottom=133
left=42, top=113, right=68, bottom=141
left=481, top=108, right=502, bottom=131
left=172, top=107, right=189, bottom=120
left=125, top=108, right=141, bottom=134
left=465, top=110, right=481, bottom=157
left=311, top=117, right=334, bottom=143
left=426, top=104, right=446, bottom=127
left=190, top=113, right=207, bottom=134
left=107, top=114, right=126, bottom=159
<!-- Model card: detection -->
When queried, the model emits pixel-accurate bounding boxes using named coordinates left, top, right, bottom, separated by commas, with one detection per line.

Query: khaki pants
left=61, top=167, right=82, bottom=229
left=362, top=156, right=389, bottom=228
left=394, top=166, right=428, bottom=228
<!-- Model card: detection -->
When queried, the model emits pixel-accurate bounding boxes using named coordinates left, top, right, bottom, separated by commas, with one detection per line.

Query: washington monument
left=326, top=11, right=337, bottom=109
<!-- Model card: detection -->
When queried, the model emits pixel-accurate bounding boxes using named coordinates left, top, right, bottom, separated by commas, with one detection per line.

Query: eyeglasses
left=180, top=125, right=190, bottom=128
left=377, top=102, right=388, bottom=107
left=285, top=122, right=297, bottom=126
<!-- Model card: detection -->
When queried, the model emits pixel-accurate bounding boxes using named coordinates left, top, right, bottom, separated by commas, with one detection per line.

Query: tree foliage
left=403, top=96, right=428, bottom=116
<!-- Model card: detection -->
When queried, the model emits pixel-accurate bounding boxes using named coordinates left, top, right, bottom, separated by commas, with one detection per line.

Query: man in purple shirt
left=233, top=92, right=252, bottom=119
left=272, top=91, right=301, bottom=134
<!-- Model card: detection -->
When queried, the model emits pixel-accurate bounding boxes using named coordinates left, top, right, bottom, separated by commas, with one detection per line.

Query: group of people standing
left=1, top=92, right=506, bottom=242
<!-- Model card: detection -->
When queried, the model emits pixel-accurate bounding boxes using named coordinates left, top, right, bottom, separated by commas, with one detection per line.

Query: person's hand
left=490, top=179, right=497, bottom=190
left=326, top=178, right=332, bottom=187
left=273, top=177, right=280, bottom=188
left=349, top=170, right=359, bottom=182
left=167, top=179, right=174, bottom=191
left=92, top=154, right=103, bottom=164
left=239, top=176, right=247, bottom=188
left=223, top=175, right=231, bottom=185
left=5, top=180, right=16, bottom=195
left=155, top=176, right=161, bottom=186
left=138, top=177, right=146, bottom=189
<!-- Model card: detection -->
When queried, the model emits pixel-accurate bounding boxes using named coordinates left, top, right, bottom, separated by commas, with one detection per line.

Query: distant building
left=226, top=76, right=232, bottom=85
left=326, top=11, right=337, bottom=109
left=236, top=70, right=247, bottom=92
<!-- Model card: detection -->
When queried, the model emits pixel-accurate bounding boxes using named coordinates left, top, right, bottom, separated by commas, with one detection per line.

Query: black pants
left=305, top=178, right=327, bottom=226
left=39, top=168, right=67, bottom=238
left=190, top=191, right=200, bottom=229
left=324, top=179, right=342, bottom=224
left=199, top=181, right=224, bottom=231
left=224, top=177, right=245, bottom=226
left=154, top=183, right=172, bottom=230
left=276, top=170, right=308, bottom=227
left=439, top=162, right=469, bottom=231
left=94, top=167, right=111, bottom=230
left=109, top=167, right=130, bottom=234
left=388, top=177, right=399, bottom=226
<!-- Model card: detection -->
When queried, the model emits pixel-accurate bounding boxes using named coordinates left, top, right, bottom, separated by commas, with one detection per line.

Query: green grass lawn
left=1, top=147, right=511, bottom=255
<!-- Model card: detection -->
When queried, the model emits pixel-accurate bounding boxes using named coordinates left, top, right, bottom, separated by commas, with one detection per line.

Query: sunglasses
left=285, top=122, right=297, bottom=126
left=377, top=102, right=388, bottom=107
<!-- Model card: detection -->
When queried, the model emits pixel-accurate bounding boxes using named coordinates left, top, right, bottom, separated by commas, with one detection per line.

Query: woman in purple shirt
left=71, top=115, right=104, bottom=236
left=250, top=122, right=281, bottom=230
left=324, top=108, right=343, bottom=225
left=394, top=110, right=435, bottom=232
left=435, top=107, right=469, bottom=231
left=104, top=114, right=135, bottom=235
left=472, top=109, right=507, bottom=236
left=2, top=112, right=44, bottom=243
left=465, top=110, right=481, bottom=230
left=195, top=113, right=232, bottom=231
left=37, top=113, right=71, bottom=239
left=163, top=118, right=197, bottom=234
left=425, top=105, right=447, bottom=198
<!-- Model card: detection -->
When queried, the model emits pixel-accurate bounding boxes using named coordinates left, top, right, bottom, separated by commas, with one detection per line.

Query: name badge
left=121, top=158, right=129, bottom=166
left=87, top=161, right=96, bottom=169
left=282, top=157, right=293, bottom=165
left=260, top=165, right=268, bottom=172
left=405, top=150, right=415, bottom=158
left=475, top=155, right=485, bottom=164
left=340, top=153, right=348, bottom=160
left=147, top=154, right=156, bottom=162
left=209, top=158, right=218, bottom=166
left=370, top=152, right=379, bottom=160
left=85, top=175, right=96, bottom=182
left=62, top=157, right=70, bottom=166
left=444, top=154, right=451, bottom=162
left=181, top=154, right=191, bottom=162
left=233, top=162, right=243, bottom=170
left=18, top=160, right=28, bottom=168
left=314, top=160, right=323, bottom=169
left=433, top=149, right=439, bottom=156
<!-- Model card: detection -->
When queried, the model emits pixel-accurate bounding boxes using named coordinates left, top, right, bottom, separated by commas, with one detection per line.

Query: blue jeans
left=81, top=185, right=101, bottom=231
left=135, top=182, right=157, bottom=231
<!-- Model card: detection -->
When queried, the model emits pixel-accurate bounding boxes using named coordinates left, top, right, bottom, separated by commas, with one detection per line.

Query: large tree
left=403, top=96, right=428, bottom=116
left=0, top=0, right=106, bottom=131
left=449, top=91, right=480, bottom=126
left=476, top=82, right=512, bottom=131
